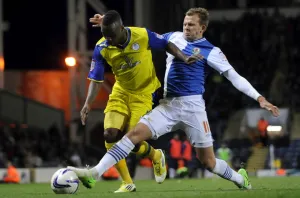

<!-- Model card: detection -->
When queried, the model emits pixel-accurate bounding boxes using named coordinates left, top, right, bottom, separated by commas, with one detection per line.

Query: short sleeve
left=162, top=32, right=174, bottom=41
left=87, top=45, right=107, bottom=82
left=146, top=29, right=168, bottom=50
left=207, top=47, right=233, bottom=74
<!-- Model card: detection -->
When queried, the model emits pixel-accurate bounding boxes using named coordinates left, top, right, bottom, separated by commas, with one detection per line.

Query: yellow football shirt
left=88, top=27, right=168, bottom=94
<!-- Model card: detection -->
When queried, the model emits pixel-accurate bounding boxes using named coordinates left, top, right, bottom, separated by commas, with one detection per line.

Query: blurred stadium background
left=0, top=0, right=300, bottom=184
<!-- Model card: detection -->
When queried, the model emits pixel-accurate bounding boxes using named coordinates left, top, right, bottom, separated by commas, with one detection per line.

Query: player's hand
left=184, top=54, right=204, bottom=64
left=80, top=104, right=91, bottom=125
left=258, top=96, right=280, bottom=117
left=89, top=14, right=104, bottom=27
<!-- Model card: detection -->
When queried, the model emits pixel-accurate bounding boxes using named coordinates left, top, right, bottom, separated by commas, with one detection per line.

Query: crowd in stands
left=0, top=123, right=85, bottom=168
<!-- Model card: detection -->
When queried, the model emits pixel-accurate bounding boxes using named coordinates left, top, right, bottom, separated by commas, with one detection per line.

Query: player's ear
left=201, top=25, right=207, bottom=32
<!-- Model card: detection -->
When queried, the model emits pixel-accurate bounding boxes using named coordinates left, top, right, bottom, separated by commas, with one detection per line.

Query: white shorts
left=139, top=95, right=213, bottom=148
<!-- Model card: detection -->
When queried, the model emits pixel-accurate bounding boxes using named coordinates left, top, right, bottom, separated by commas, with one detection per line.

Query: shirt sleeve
left=146, top=29, right=168, bottom=50
left=223, top=68, right=261, bottom=100
left=87, top=45, right=107, bottom=82
left=207, top=47, right=233, bottom=74
left=162, top=32, right=174, bottom=41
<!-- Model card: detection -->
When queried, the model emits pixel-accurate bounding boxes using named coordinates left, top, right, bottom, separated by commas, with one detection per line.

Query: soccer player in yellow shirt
left=73, top=10, right=201, bottom=193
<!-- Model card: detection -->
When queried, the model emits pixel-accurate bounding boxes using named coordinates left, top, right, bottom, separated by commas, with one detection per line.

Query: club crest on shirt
left=192, top=47, right=201, bottom=55
left=132, top=43, right=140, bottom=50
left=90, top=60, right=95, bottom=71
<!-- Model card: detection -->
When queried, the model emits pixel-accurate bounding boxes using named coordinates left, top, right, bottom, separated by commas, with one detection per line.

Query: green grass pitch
left=0, top=177, right=300, bottom=198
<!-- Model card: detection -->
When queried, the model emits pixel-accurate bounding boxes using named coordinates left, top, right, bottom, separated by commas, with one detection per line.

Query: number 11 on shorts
left=203, top=121, right=210, bottom=133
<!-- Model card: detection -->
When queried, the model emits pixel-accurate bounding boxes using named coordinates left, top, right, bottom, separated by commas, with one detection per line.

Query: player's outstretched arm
left=223, top=69, right=279, bottom=117
left=207, top=47, right=279, bottom=117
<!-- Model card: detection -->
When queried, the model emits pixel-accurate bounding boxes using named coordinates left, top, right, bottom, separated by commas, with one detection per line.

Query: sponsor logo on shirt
left=119, top=55, right=141, bottom=70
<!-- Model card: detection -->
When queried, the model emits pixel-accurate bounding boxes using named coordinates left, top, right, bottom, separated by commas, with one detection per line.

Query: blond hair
left=186, top=8, right=209, bottom=27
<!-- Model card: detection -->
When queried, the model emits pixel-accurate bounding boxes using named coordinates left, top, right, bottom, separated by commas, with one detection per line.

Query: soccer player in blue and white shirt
left=70, top=8, right=279, bottom=190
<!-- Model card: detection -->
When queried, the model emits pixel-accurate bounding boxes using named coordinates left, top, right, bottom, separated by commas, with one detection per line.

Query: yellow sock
left=135, top=141, right=161, bottom=162
left=105, top=142, right=133, bottom=184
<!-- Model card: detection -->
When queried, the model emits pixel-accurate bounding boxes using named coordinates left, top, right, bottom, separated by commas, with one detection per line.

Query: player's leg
left=127, top=93, right=166, bottom=183
left=103, top=111, right=136, bottom=193
left=194, top=146, right=251, bottom=189
left=69, top=123, right=152, bottom=179
left=101, top=88, right=136, bottom=192
left=69, top=89, right=135, bottom=192
left=127, top=93, right=158, bottom=160
left=185, top=111, right=251, bottom=189
left=71, top=104, right=177, bottom=183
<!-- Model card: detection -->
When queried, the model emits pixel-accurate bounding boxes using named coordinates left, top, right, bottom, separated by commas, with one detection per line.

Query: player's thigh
left=183, top=111, right=213, bottom=148
left=104, top=111, right=128, bottom=131
left=139, top=104, right=178, bottom=139
left=127, top=94, right=153, bottom=131
left=104, top=88, right=129, bottom=117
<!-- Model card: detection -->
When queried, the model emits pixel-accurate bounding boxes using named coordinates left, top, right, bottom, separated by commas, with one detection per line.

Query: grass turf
left=0, top=177, right=300, bottom=198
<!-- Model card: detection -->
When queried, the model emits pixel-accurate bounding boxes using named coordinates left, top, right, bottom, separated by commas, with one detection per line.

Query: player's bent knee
left=126, top=129, right=143, bottom=145
left=104, top=128, right=122, bottom=143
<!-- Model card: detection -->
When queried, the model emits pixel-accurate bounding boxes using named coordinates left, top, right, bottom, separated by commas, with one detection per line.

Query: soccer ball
left=50, top=168, right=80, bottom=194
